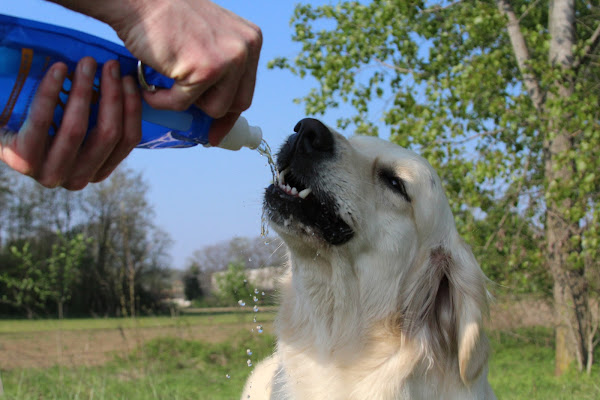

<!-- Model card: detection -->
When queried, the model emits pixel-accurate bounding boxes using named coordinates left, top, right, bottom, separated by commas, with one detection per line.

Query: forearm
left=46, top=0, right=150, bottom=28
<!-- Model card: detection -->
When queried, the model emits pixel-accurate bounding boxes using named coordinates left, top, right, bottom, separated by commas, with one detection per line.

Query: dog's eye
left=380, top=170, right=411, bottom=202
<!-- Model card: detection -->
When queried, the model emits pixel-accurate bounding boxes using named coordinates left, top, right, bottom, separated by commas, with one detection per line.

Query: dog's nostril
left=293, top=118, right=334, bottom=154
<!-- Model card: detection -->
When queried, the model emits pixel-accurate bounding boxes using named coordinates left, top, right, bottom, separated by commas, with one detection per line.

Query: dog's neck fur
left=278, top=247, right=365, bottom=359
left=272, top=245, right=492, bottom=400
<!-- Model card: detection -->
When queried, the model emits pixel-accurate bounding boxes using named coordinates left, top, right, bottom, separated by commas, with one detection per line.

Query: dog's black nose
left=293, top=118, right=334, bottom=154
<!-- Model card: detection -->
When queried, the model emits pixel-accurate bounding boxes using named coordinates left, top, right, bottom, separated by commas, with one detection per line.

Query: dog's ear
left=402, top=241, right=489, bottom=386
left=439, top=241, right=489, bottom=385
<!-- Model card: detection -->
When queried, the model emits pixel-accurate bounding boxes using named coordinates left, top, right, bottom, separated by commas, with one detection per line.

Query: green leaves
left=272, top=0, right=600, bottom=296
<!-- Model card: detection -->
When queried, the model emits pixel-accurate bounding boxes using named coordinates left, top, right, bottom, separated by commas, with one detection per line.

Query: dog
left=242, top=119, right=496, bottom=399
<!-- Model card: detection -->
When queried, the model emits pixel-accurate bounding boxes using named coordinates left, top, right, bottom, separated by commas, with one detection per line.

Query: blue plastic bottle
left=0, top=14, right=262, bottom=150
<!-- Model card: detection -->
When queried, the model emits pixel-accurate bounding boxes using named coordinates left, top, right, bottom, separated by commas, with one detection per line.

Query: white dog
left=242, top=119, right=496, bottom=400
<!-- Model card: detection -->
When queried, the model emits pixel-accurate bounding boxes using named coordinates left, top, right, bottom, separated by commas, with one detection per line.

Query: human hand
left=90, top=0, right=263, bottom=144
left=0, top=57, right=142, bottom=190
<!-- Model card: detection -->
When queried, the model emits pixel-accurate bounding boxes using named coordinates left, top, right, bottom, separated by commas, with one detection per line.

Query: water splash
left=256, top=139, right=279, bottom=238
left=256, top=139, right=278, bottom=183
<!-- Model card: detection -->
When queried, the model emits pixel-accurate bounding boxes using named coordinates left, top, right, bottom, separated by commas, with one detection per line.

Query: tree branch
left=430, top=129, right=505, bottom=145
left=496, top=0, right=544, bottom=111
left=373, top=58, right=419, bottom=75
left=573, top=22, right=600, bottom=73
left=517, top=0, right=542, bottom=23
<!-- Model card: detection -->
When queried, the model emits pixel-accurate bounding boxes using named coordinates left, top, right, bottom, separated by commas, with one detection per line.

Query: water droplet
left=253, top=296, right=258, bottom=302
left=257, top=325, right=263, bottom=333
left=248, top=257, right=252, bottom=262
left=254, top=288, right=259, bottom=294
left=253, top=316, right=257, bottom=323
left=226, top=374, right=231, bottom=379
left=247, top=359, right=253, bottom=367
left=238, top=300, right=246, bottom=307
left=261, top=292, right=265, bottom=296
left=247, top=349, right=253, bottom=356
left=253, top=305, right=259, bottom=312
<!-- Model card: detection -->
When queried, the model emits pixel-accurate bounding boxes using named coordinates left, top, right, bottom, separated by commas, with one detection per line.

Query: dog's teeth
left=285, top=184, right=292, bottom=193
left=299, top=188, right=312, bottom=199
left=278, top=168, right=288, bottom=186
left=291, top=187, right=298, bottom=196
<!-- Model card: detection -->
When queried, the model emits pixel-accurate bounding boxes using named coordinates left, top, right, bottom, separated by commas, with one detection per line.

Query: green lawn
left=1, top=324, right=599, bottom=399
left=0, top=312, right=275, bottom=334
left=1, top=332, right=275, bottom=400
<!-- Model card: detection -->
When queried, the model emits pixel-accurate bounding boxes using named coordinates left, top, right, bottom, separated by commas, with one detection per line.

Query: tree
left=47, top=233, right=90, bottom=319
left=81, top=167, right=172, bottom=317
left=271, top=0, right=599, bottom=374
left=183, top=263, right=204, bottom=301
left=214, top=261, right=253, bottom=306
left=186, top=235, right=287, bottom=273
left=0, top=242, right=51, bottom=318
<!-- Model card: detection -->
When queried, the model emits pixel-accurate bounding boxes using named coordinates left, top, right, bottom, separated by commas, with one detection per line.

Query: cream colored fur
left=242, top=135, right=496, bottom=400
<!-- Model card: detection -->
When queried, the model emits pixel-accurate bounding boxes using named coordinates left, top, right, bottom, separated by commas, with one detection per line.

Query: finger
left=208, top=112, right=240, bottom=146
left=63, top=60, right=123, bottom=190
left=39, top=57, right=97, bottom=188
left=92, top=75, right=142, bottom=182
left=229, top=37, right=261, bottom=113
left=0, top=62, right=67, bottom=176
left=195, top=67, right=243, bottom=119
left=143, top=80, right=212, bottom=112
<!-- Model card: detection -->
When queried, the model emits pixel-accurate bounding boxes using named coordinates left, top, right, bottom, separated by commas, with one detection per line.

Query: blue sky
left=0, top=0, right=365, bottom=270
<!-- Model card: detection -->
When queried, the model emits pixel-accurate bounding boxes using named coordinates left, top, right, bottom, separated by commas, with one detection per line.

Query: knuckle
left=98, top=125, right=121, bottom=145
left=233, top=96, right=252, bottom=112
left=246, top=23, right=263, bottom=50
left=38, top=175, right=61, bottom=189
left=62, top=179, right=88, bottom=191
left=199, top=62, right=224, bottom=84
left=200, top=102, right=228, bottom=119
left=59, top=125, right=86, bottom=147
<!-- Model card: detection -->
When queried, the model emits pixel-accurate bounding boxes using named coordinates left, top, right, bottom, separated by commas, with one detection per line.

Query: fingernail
left=82, top=60, right=96, bottom=78
left=111, top=61, right=120, bottom=80
left=124, top=77, right=138, bottom=95
left=52, top=65, right=65, bottom=82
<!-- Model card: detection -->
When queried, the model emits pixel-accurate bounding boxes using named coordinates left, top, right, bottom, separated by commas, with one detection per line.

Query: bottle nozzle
left=217, top=117, right=263, bottom=150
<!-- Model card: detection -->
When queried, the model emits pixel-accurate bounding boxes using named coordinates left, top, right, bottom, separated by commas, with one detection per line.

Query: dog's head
left=264, top=118, right=489, bottom=385
left=264, top=118, right=455, bottom=252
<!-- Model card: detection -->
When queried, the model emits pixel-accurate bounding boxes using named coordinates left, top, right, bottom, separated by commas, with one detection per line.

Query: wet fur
left=243, top=134, right=496, bottom=399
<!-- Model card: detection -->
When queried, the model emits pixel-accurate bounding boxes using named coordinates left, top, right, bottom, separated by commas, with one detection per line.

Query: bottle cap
left=217, top=117, right=263, bottom=150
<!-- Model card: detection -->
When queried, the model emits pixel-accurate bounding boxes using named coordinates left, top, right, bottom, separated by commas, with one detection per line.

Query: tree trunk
left=546, top=0, right=592, bottom=375
left=58, top=300, right=64, bottom=320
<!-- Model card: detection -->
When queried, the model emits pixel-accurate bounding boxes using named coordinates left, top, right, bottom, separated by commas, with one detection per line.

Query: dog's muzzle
left=263, top=118, right=354, bottom=246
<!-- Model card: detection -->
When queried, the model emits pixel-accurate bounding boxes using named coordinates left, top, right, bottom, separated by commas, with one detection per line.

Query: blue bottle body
left=0, top=14, right=213, bottom=149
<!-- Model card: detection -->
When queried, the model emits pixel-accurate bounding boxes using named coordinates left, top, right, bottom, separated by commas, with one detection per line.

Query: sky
left=0, top=0, right=366, bottom=270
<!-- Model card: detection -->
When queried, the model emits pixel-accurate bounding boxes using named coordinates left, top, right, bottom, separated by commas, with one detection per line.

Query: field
left=0, top=305, right=599, bottom=400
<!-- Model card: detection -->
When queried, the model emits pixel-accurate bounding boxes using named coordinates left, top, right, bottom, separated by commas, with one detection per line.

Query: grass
left=0, top=312, right=276, bottom=334
left=1, top=320, right=599, bottom=399
left=488, top=327, right=600, bottom=400
left=2, top=332, right=275, bottom=400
